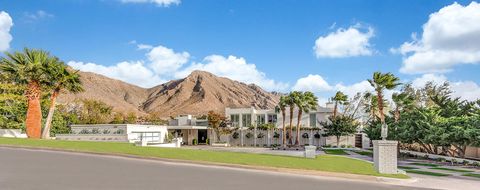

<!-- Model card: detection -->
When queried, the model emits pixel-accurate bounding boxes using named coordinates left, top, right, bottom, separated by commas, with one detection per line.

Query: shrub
left=314, top=133, right=321, bottom=139
left=206, top=138, right=210, bottom=145
left=472, top=162, right=480, bottom=167
left=79, top=129, right=90, bottom=134
left=102, top=129, right=110, bottom=134
left=192, top=138, right=198, bottom=145
left=341, top=145, right=346, bottom=148
left=273, top=132, right=280, bottom=138
left=257, top=133, right=265, bottom=138
left=113, top=129, right=124, bottom=134
left=347, top=145, right=353, bottom=148
left=245, top=132, right=253, bottom=139
left=302, top=133, right=309, bottom=138
left=463, top=160, right=470, bottom=165
left=232, top=132, right=239, bottom=139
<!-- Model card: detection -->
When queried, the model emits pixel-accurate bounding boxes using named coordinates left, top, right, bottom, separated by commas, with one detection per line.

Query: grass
left=324, top=149, right=349, bottom=155
left=405, top=170, right=450, bottom=176
left=462, top=173, right=480, bottom=178
left=352, top=150, right=373, bottom=157
left=410, top=162, right=440, bottom=167
left=429, top=167, right=473, bottom=173
left=398, top=166, right=419, bottom=170
left=0, top=137, right=407, bottom=179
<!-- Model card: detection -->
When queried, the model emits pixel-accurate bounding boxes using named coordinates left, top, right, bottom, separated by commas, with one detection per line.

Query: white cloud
left=121, top=0, right=180, bottom=7
left=395, top=2, right=480, bottom=74
left=68, top=61, right=165, bottom=88
left=0, top=11, right=13, bottom=51
left=23, top=10, right=54, bottom=21
left=175, top=55, right=288, bottom=91
left=69, top=45, right=285, bottom=91
left=145, top=45, right=190, bottom=75
left=292, top=74, right=332, bottom=92
left=314, top=24, right=375, bottom=58
left=410, top=73, right=480, bottom=101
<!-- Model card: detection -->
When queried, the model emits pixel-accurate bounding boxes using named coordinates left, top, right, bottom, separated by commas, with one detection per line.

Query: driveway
left=0, top=147, right=428, bottom=190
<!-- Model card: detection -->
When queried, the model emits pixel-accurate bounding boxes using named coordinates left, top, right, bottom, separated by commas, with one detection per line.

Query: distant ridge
left=58, top=70, right=280, bottom=117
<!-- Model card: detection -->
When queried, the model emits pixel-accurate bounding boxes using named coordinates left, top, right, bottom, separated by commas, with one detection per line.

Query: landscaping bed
left=0, top=137, right=408, bottom=179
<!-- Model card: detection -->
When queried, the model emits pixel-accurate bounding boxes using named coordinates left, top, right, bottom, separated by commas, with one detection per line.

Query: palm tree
left=368, top=72, right=401, bottom=140
left=0, top=48, right=51, bottom=138
left=286, top=92, right=298, bottom=145
left=275, top=96, right=287, bottom=147
left=294, top=91, right=318, bottom=145
left=332, top=91, right=348, bottom=118
left=42, top=62, right=83, bottom=139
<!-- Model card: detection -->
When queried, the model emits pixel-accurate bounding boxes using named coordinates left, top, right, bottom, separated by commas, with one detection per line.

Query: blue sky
left=1, top=0, right=479, bottom=103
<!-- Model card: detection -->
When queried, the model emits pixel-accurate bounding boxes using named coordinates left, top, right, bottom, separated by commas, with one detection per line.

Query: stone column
left=373, top=140, right=398, bottom=174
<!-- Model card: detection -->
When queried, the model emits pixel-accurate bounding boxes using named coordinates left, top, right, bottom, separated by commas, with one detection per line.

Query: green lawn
left=405, top=170, right=450, bottom=176
left=0, top=137, right=407, bottom=178
left=324, top=149, right=349, bottom=155
left=352, top=150, right=373, bottom=157
left=410, top=163, right=440, bottom=167
left=429, top=167, right=473, bottom=173
left=398, top=166, right=419, bottom=170
left=462, top=173, right=480, bottom=178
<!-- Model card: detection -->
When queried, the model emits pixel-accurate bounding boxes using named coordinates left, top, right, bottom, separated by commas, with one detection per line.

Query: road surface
left=0, top=147, right=430, bottom=190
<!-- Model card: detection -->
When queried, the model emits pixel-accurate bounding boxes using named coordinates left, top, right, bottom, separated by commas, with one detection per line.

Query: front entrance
left=198, top=129, right=208, bottom=144
left=355, top=134, right=363, bottom=148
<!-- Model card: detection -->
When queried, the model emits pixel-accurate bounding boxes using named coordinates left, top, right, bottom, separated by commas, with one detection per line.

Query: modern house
left=224, top=104, right=364, bottom=147
left=167, top=114, right=209, bottom=145
left=56, top=124, right=169, bottom=143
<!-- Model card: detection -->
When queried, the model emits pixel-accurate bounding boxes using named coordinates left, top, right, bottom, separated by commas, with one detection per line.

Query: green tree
left=321, top=115, right=359, bottom=147
left=331, top=91, right=348, bottom=118
left=42, top=63, right=83, bottom=139
left=294, top=91, right=318, bottom=145
left=368, top=72, right=401, bottom=140
left=285, top=92, right=298, bottom=145
left=0, top=48, right=54, bottom=138
left=125, top=112, right=137, bottom=124
left=0, top=83, right=26, bottom=129
left=77, top=99, right=113, bottom=124
left=207, top=111, right=230, bottom=143
left=275, top=96, right=288, bottom=147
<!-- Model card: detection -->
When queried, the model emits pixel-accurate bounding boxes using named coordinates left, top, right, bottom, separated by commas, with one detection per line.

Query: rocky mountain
left=58, top=70, right=280, bottom=117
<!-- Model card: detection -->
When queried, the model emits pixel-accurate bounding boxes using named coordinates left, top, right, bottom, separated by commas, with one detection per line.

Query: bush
left=302, top=133, right=309, bottom=138
left=340, top=145, right=346, bottom=148
left=113, top=129, right=124, bottom=134
left=314, top=133, right=321, bottom=139
left=462, top=160, right=470, bottom=165
left=102, top=129, right=110, bottom=134
left=472, top=162, right=480, bottom=167
left=79, top=129, right=90, bottom=134
left=91, top=128, right=100, bottom=134
left=206, top=138, right=210, bottom=145
left=232, top=132, right=239, bottom=139
left=347, top=145, right=353, bottom=148
left=192, top=138, right=198, bottom=145
left=273, top=132, right=280, bottom=138
left=257, top=133, right=265, bottom=138
left=245, top=132, right=253, bottom=139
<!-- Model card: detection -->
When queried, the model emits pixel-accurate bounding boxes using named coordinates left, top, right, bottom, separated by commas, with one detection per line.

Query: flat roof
left=166, top=126, right=208, bottom=130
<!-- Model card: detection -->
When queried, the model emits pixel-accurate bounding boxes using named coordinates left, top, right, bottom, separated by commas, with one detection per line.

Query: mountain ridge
left=57, top=70, right=280, bottom=117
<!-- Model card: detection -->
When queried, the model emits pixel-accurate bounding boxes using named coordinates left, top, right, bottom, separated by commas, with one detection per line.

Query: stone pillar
left=373, top=140, right=398, bottom=174
left=304, top=145, right=316, bottom=158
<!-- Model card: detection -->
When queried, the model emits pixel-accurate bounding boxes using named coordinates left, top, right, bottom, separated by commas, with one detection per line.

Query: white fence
left=55, top=134, right=128, bottom=142
left=213, top=129, right=327, bottom=147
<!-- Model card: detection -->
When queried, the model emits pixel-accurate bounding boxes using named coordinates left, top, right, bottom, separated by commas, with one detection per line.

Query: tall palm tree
left=332, top=91, right=348, bottom=118
left=286, top=92, right=298, bottom=145
left=42, top=63, right=83, bottom=139
left=275, top=96, right=287, bottom=147
left=294, top=91, right=318, bottom=145
left=0, top=48, right=51, bottom=138
left=368, top=72, right=401, bottom=140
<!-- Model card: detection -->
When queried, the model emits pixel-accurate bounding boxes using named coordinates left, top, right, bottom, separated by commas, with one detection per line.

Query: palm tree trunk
left=288, top=107, right=294, bottom=145
left=282, top=111, right=286, bottom=148
left=25, top=81, right=42, bottom=139
left=377, top=90, right=384, bottom=123
left=295, top=109, right=302, bottom=145
left=42, top=89, right=59, bottom=139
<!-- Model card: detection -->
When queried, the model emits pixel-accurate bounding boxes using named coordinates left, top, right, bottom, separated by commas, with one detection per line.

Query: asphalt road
left=0, top=147, right=431, bottom=190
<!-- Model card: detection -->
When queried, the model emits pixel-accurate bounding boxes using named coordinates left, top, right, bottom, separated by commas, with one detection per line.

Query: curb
left=0, top=144, right=409, bottom=183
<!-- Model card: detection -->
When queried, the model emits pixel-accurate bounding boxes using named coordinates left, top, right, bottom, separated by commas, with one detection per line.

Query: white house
left=224, top=104, right=361, bottom=147
left=56, top=124, right=168, bottom=144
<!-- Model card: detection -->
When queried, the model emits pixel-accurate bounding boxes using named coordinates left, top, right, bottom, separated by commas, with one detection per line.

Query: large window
left=230, top=114, right=240, bottom=127
left=267, top=114, right=277, bottom=124
left=256, top=114, right=266, bottom=125
left=241, top=114, right=251, bottom=128
left=309, top=113, right=317, bottom=127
